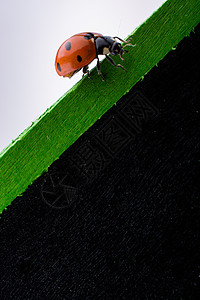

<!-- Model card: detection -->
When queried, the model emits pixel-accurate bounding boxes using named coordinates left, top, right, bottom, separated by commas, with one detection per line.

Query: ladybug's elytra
left=55, top=32, right=131, bottom=82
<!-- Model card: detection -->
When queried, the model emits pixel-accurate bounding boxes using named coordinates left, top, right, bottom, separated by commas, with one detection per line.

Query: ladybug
left=55, top=32, right=131, bottom=82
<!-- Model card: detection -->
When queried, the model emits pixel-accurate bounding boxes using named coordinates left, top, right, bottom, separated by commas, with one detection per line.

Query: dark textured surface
left=0, top=24, right=200, bottom=300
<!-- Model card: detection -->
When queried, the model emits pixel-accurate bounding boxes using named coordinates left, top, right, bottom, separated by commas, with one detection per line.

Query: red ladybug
left=55, top=32, right=130, bottom=82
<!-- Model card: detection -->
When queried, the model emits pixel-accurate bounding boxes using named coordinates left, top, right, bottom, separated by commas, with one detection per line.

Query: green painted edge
left=1, top=0, right=200, bottom=214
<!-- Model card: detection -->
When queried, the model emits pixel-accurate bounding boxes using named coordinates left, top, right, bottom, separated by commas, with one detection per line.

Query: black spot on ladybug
left=65, top=41, right=71, bottom=51
left=57, top=62, right=61, bottom=72
left=77, top=55, right=82, bottom=62
left=84, top=33, right=94, bottom=40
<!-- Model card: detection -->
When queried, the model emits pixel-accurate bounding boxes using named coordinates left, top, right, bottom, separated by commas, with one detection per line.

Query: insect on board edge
left=55, top=32, right=132, bottom=83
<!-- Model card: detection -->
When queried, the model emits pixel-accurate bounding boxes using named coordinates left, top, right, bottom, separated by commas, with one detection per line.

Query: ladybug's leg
left=113, top=36, right=134, bottom=45
left=82, top=65, right=92, bottom=80
left=96, top=57, right=106, bottom=82
left=105, top=54, right=127, bottom=72
left=113, top=36, right=127, bottom=43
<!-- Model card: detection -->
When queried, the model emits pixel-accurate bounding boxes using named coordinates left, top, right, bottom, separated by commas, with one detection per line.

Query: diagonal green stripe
left=1, top=0, right=200, bottom=214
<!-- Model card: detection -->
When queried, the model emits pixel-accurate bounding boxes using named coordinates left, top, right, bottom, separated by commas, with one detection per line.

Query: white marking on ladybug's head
left=103, top=47, right=110, bottom=55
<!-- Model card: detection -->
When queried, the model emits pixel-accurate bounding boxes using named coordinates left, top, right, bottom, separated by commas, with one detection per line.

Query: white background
left=0, top=0, right=166, bottom=152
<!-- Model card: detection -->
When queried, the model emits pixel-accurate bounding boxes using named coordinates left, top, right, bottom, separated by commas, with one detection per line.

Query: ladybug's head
left=95, top=36, right=128, bottom=60
left=110, top=41, right=124, bottom=57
